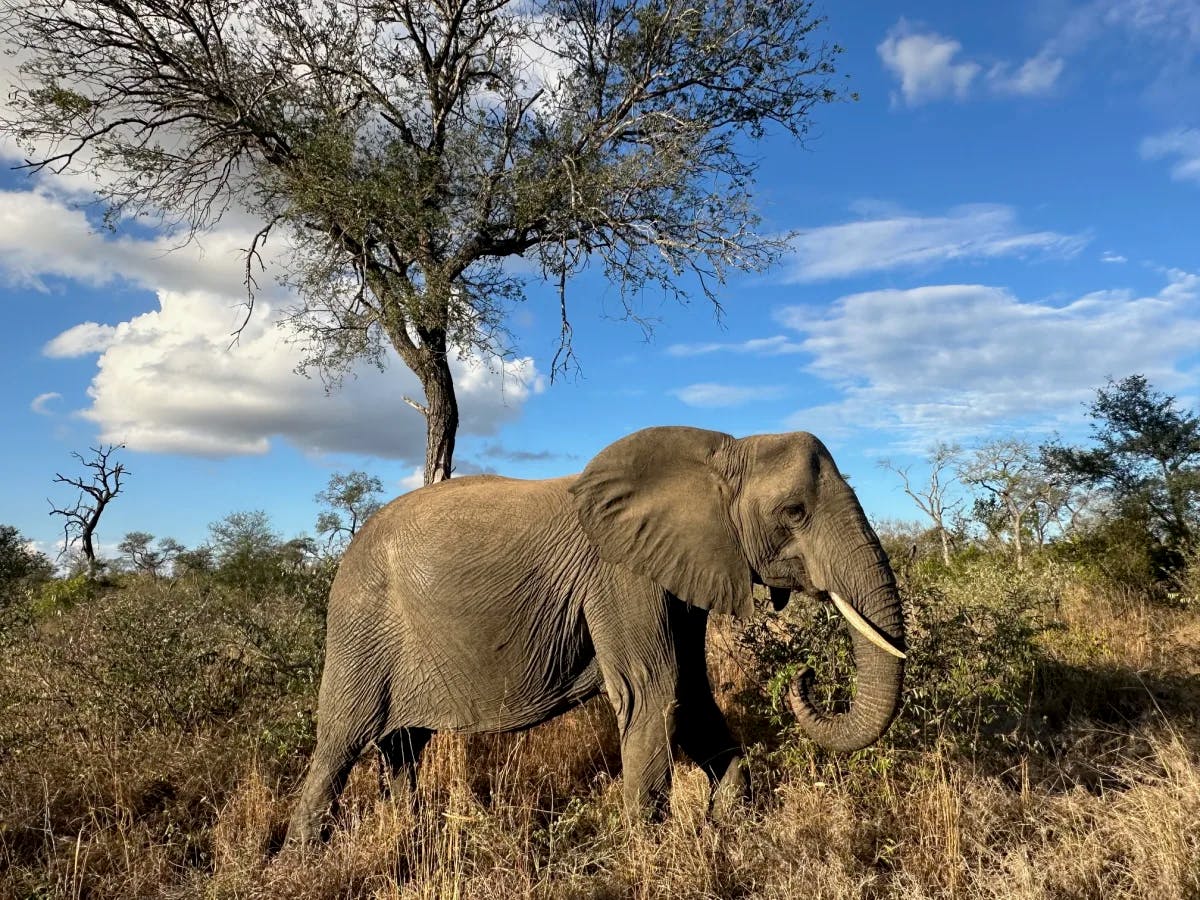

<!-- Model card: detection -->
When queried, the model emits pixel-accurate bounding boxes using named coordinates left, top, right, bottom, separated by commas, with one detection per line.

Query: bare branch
left=402, top=395, right=428, bottom=416
left=47, top=443, right=128, bottom=576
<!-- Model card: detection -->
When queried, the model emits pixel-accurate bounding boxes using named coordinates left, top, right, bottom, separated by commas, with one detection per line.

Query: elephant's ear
left=569, top=426, right=753, bottom=617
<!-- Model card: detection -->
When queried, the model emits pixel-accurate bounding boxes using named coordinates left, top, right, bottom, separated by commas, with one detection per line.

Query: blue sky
left=3, top=0, right=1199, bottom=560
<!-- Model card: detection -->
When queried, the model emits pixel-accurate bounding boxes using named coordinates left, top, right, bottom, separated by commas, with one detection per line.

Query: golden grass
left=4, top=571, right=1200, bottom=898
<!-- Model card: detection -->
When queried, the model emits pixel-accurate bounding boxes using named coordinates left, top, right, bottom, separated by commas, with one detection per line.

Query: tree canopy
left=1, top=0, right=849, bottom=482
left=1044, top=375, right=1200, bottom=554
left=315, top=470, right=385, bottom=548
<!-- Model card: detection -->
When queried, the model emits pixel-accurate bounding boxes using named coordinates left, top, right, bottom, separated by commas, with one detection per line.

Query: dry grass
left=3, top=566, right=1200, bottom=898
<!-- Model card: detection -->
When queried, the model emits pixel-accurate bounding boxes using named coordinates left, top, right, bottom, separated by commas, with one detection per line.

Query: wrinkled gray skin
left=287, top=427, right=905, bottom=844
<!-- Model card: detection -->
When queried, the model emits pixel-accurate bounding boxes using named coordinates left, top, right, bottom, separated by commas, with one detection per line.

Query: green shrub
left=1054, top=509, right=1183, bottom=601
left=1, top=570, right=328, bottom=761
left=0, top=524, right=52, bottom=610
left=735, top=557, right=1059, bottom=756
left=31, top=572, right=95, bottom=614
left=895, top=558, right=1058, bottom=750
left=1168, top=544, right=1200, bottom=608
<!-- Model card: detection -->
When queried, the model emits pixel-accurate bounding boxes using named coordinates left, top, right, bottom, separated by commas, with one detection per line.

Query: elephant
left=287, top=426, right=906, bottom=844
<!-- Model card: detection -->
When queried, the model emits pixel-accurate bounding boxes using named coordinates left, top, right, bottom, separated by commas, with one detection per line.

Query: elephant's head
left=570, top=426, right=905, bottom=753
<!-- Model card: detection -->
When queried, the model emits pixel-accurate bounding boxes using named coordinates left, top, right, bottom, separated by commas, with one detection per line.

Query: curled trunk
left=787, top=515, right=907, bottom=752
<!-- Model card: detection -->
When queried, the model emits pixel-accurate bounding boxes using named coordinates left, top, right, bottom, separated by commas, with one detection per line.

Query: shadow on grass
left=1020, top=657, right=1200, bottom=791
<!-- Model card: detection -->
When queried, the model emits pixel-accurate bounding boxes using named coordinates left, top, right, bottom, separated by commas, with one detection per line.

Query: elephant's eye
left=783, top=502, right=807, bottom=522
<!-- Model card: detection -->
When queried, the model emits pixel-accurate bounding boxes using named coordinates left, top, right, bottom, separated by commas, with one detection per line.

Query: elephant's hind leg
left=286, top=690, right=384, bottom=845
left=376, top=726, right=433, bottom=799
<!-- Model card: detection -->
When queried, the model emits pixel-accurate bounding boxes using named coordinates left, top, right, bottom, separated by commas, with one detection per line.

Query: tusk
left=830, top=591, right=906, bottom=660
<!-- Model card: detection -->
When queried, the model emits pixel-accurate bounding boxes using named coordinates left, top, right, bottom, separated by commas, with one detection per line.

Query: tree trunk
left=80, top=526, right=101, bottom=579
left=1011, top=509, right=1024, bottom=570
left=931, top=520, right=950, bottom=564
left=420, top=349, right=458, bottom=486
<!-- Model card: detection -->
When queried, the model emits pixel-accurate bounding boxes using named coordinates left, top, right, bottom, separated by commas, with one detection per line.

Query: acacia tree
left=878, top=442, right=963, bottom=566
left=959, top=439, right=1058, bottom=571
left=48, top=444, right=127, bottom=578
left=117, top=531, right=184, bottom=575
left=1043, top=375, right=1200, bottom=555
left=1, top=0, right=848, bottom=485
left=315, top=470, right=384, bottom=549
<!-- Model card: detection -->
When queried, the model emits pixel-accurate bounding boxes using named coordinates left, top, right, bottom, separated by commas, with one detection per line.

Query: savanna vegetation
left=2, top=377, right=1199, bottom=898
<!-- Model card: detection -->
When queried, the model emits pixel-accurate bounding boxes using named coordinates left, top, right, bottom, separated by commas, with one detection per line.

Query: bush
left=1055, top=509, right=1184, bottom=601
left=895, top=559, right=1059, bottom=750
left=1, top=569, right=328, bottom=764
left=31, top=572, right=96, bottom=614
left=735, top=557, right=1059, bottom=756
left=0, top=524, right=52, bottom=608
left=1168, top=545, right=1200, bottom=608
left=0, top=562, right=337, bottom=896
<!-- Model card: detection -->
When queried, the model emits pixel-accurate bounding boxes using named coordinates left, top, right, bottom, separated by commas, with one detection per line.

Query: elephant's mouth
left=759, top=578, right=905, bottom=661
left=751, top=557, right=812, bottom=592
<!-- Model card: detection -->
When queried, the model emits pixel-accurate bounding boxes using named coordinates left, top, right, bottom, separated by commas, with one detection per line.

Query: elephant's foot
left=708, top=755, right=750, bottom=822
left=283, top=811, right=321, bottom=850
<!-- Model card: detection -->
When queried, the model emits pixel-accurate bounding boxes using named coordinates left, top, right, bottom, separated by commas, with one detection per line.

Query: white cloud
left=777, top=271, right=1200, bottom=444
left=1054, top=0, right=1200, bottom=52
left=30, top=392, right=62, bottom=415
left=0, top=189, right=285, bottom=300
left=1101, top=251, right=1129, bottom=263
left=988, top=52, right=1065, bottom=96
left=57, top=288, right=543, bottom=459
left=2, top=188, right=544, bottom=462
left=671, top=383, right=785, bottom=408
left=878, top=22, right=980, bottom=106
left=397, top=468, right=425, bottom=492
left=1140, top=128, right=1200, bottom=183
left=43, top=322, right=118, bottom=357
left=786, top=204, right=1086, bottom=282
left=666, top=335, right=806, bottom=357
left=878, top=20, right=1062, bottom=107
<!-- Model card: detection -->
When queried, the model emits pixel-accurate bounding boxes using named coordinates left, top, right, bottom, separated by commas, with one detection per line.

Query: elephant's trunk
left=786, top=508, right=906, bottom=753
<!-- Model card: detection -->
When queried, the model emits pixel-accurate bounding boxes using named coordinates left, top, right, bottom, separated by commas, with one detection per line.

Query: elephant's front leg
left=670, top=601, right=750, bottom=818
left=586, top=583, right=681, bottom=819
left=613, top=687, right=679, bottom=818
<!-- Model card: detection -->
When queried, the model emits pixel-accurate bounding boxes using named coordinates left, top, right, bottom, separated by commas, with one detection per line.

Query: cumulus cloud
left=54, top=288, right=543, bottom=459
left=30, top=392, right=62, bottom=415
left=0, top=189, right=286, bottom=300
left=43, top=322, right=119, bottom=357
left=877, top=22, right=980, bottom=105
left=397, top=468, right=425, bottom=492
left=670, top=383, right=785, bottom=408
left=776, top=271, right=1200, bottom=444
left=879, top=20, right=1061, bottom=107
left=786, top=204, right=1086, bottom=282
left=4, top=189, right=544, bottom=462
left=1140, top=128, right=1200, bottom=183
left=665, top=335, right=806, bottom=357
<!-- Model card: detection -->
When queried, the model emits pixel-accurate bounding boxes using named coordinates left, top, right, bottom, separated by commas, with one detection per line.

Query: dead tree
left=49, top=444, right=127, bottom=578
left=879, top=443, right=964, bottom=566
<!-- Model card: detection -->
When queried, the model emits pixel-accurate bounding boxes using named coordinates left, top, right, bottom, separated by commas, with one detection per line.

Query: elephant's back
left=335, top=474, right=582, bottom=595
